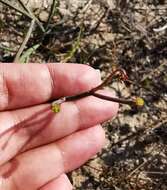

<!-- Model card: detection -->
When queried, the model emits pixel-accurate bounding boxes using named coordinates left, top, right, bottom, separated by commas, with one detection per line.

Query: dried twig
left=153, top=23, right=167, bottom=32
left=144, top=171, right=167, bottom=175
left=81, top=0, right=93, bottom=13
left=51, top=68, right=144, bottom=113
left=126, top=144, right=158, bottom=179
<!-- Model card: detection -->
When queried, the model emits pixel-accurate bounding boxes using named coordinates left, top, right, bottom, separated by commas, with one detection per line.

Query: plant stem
left=52, top=68, right=135, bottom=107
left=91, top=68, right=127, bottom=92
left=14, top=19, right=35, bottom=63
left=52, top=90, right=134, bottom=106
left=0, top=0, right=45, bottom=32
left=0, top=0, right=31, bottom=18
left=17, top=0, right=45, bottom=32
left=92, top=92, right=134, bottom=105
left=45, top=0, right=58, bottom=31
left=65, top=91, right=134, bottom=105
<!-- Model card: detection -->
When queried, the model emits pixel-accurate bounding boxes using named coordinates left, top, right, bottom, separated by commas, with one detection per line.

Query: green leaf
left=19, top=44, right=40, bottom=63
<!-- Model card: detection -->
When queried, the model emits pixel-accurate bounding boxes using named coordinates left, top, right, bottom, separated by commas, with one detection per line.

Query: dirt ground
left=0, top=0, right=167, bottom=189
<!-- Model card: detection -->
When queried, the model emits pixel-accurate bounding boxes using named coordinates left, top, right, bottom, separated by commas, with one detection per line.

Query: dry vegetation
left=0, top=0, right=167, bottom=189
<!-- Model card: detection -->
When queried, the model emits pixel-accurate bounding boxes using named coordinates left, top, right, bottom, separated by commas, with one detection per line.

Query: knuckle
left=0, top=72, right=9, bottom=110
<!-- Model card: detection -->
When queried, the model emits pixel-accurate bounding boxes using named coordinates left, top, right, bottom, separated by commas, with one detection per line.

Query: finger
left=0, top=125, right=105, bottom=190
left=0, top=90, right=118, bottom=165
left=40, top=174, right=73, bottom=190
left=0, top=63, right=101, bottom=110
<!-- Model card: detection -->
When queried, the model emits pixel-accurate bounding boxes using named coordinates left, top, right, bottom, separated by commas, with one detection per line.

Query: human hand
left=0, top=63, right=118, bottom=190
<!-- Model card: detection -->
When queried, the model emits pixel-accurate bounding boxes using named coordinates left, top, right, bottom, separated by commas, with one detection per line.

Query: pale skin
left=0, top=63, right=118, bottom=190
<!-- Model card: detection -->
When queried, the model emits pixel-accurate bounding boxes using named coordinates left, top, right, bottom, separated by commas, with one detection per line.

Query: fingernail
left=95, top=69, right=101, bottom=83
left=95, top=69, right=101, bottom=75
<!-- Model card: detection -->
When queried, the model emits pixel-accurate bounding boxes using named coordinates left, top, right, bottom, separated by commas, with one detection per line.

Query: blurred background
left=0, top=0, right=167, bottom=189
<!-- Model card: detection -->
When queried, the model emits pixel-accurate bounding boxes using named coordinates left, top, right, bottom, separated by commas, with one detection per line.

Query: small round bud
left=135, top=97, right=144, bottom=107
left=52, top=103, right=61, bottom=113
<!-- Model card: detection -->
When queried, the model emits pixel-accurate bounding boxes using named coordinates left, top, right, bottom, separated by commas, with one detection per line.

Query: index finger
left=0, top=63, right=101, bottom=111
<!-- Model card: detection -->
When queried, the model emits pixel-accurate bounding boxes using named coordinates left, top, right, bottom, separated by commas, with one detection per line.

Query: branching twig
left=0, top=0, right=31, bottom=19
left=0, top=0, right=45, bottom=32
left=90, top=68, right=128, bottom=92
left=17, top=0, right=45, bottom=32
left=51, top=69, right=144, bottom=112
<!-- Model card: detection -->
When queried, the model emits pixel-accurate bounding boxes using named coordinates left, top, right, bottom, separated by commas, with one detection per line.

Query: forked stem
left=52, top=68, right=144, bottom=109
left=90, top=68, right=128, bottom=92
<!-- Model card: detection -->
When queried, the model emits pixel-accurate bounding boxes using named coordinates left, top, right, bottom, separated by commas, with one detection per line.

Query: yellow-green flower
left=135, top=97, right=144, bottom=107
left=52, top=103, right=61, bottom=113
